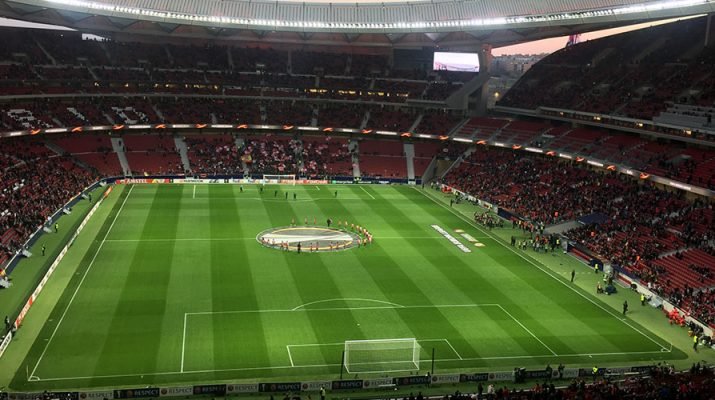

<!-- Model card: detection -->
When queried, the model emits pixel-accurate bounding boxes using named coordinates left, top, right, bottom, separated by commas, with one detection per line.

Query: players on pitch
left=260, top=218, right=373, bottom=252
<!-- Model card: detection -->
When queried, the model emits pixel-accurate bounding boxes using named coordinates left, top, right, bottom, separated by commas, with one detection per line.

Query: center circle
left=257, top=226, right=362, bottom=252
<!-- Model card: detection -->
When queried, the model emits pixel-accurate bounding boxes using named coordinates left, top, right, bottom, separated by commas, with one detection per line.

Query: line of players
left=282, top=217, right=374, bottom=251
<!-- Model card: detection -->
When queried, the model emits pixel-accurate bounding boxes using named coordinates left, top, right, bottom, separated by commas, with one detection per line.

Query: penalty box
left=181, top=303, right=549, bottom=372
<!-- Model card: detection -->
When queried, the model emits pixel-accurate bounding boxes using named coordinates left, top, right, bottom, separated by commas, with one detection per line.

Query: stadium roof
left=0, top=0, right=712, bottom=48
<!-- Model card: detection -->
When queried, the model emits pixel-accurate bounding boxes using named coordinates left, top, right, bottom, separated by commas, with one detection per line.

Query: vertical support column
left=473, top=44, right=493, bottom=116
left=705, top=13, right=713, bottom=47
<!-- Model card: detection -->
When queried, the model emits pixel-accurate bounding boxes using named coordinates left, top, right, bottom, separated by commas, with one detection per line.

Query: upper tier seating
left=0, top=28, right=474, bottom=102
left=185, top=134, right=242, bottom=176
left=499, top=16, right=715, bottom=127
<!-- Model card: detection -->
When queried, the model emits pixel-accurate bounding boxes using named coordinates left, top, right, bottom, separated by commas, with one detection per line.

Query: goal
left=262, top=174, right=296, bottom=185
left=344, top=338, right=420, bottom=373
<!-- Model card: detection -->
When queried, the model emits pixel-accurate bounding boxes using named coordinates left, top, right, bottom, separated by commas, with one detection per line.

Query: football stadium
left=0, top=0, right=714, bottom=398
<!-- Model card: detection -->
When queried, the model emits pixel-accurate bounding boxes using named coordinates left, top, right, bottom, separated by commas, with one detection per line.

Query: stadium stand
left=499, top=16, right=715, bottom=130
left=242, top=135, right=299, bottom=174
left=184, top=134, right=242, bottom=176
left=0, top=28, right=474, bottom=102
left=358, top=139, right=407, bottom=178
left=444, top=145, right=715, bottom=327
left=438, top=364, right=715, bottom=399
left=366, top=107, right=417, bottom=132
left=52, top=133, right=122, bottom=176
left=0, top=136, right=95, bottom=265
left=300, top=136, right=353, bottom=177
left=122, top=134, right=182, bottom=175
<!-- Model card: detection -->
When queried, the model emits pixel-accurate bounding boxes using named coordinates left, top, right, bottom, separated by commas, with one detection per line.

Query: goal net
left=344, top=338, right=420, bottom=374
left=262, top=174, right=296, bottom=185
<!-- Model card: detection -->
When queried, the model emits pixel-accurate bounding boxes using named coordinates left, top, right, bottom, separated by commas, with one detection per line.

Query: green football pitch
left=13, top=183, right=685, bottom=389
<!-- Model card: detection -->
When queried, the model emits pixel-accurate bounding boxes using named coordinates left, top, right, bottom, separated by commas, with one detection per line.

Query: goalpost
left=262, top=174, right=296, bottom=185
left=343, top=338, right=420, bottom=374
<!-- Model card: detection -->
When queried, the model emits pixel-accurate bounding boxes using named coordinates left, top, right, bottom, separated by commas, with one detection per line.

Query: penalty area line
left=286, top=345, right=295, bottom=367
left=360, top=186, right=376, bottom=200
left=181, top=313, right=187, bottom=372
left=496, top=305, right=557, bottom=356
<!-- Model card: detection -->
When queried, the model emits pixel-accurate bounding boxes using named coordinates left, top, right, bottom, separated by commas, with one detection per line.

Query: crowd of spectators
left=498, top=16, right=715, bottom=126
left=444, top=146, right=715, bottom=328
left=242, top=136, right=299, bottom=174
left=404, top=364, right=714, bottom=400
left=0, top=137, right=95, bottom=265
left=185, top=134, right=243, bottom=175
left=300, top=136, right=353, bottom=177
left=0, top=29, right=475, bottom=103
left=445, top=148, right=620, bottom=226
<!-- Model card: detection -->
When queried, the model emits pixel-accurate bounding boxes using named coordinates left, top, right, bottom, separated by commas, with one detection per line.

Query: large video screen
left=433, top=52, right=480, bottom=72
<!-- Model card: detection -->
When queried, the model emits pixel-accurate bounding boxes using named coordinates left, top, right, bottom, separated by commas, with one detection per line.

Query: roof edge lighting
left=40, top=0, right=713, bottom=32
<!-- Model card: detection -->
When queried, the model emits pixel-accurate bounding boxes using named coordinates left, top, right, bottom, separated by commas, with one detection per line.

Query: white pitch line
left=186, top=303, right=501, bottom=316
left=444, top=339, right=463, bottom=360
left=286, top=345, right=295, bottom=367
left=497, top=305, right=557, bottom=356
left=29, top=184, right=135, bottom=380
left=360, top=185, right=376, bottom=200
left=417, top=188, right=671, bottom=352
left=287, top=338, right=459, bottom=348
left=292, top=297, right=405, bottom=311
left=315, top=185, right=321, bottom=190
left=180, top=313, right=188, bottom=372
left=103, top=236, right=447, bottom=243
left=33, top=349, right=672, bottom=382
left=192, top=184, right=196, bottom=199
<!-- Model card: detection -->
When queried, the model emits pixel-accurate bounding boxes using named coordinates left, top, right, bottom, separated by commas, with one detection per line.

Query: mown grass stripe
left=258, top=189, right=367, bottom=370
left=306, top=186, right=482, bottom=363
left=207, top=185, right=272, bottom=370
left=92, top=185, right=180, bottom=381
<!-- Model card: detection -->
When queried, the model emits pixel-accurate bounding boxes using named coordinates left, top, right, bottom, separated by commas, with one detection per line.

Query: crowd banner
left=113, top=388, right=160, bottom=399
left=159, top=387, right=193, bottom=397
left=459, top=373, right=489, bottom=382
left=362, top=377, right=395, bottom=388
left=431, top=374, right=461, bottom=384
left=191, top=385, right=227, bottom=396
left=330, top=380, right=364, bottom=390
left=395, top=375, right=432, bottom=386
left=487, top=371, right=515, bottom=382
left=226, top=383, right=259, bottom=394
left=258, top=382, right=302, bottom=393
left=79, top=391, right=114, bottom=400
left=301, top=381, right=332, bottom=391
